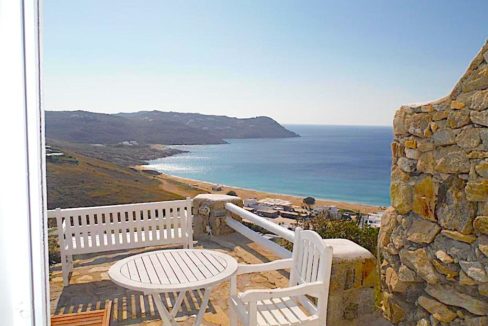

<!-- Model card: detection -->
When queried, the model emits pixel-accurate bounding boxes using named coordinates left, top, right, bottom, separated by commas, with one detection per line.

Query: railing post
left=324, top=239, right=378, bottom=325
left=192, top=194, right=243, bottom=237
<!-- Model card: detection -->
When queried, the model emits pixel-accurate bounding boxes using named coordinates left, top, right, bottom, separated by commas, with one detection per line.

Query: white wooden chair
left=229, top=227, right=333, bottom=326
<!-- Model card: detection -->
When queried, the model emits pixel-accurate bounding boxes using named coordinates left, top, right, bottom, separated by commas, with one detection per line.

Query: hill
left=118, top=111, right=299, bottom=140
left=46, top=148, right=183, bottom=210
left=45, top=110, right=298, bottom=145
left=45, top=110, right=224, bottom=145
left=47, top=139, right=187, bottom=166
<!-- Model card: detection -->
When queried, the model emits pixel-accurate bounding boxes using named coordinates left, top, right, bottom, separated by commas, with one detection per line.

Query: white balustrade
left=224, top=202, right=296, bottom=258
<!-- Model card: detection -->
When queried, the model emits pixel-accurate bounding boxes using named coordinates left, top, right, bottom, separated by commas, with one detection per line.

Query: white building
left=312, top=206, right=339, bottom=219
left=243, top=198, right=259, bottom=208
left=245, top=198, right=294, bottom=212
left=258, top=198, right=292, bottom=208
left=362, top=212, right=383, bottom=228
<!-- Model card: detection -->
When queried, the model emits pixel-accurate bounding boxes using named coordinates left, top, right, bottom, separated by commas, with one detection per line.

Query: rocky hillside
left=45, top=110, right=298, bottom=145
left=118, top=111, right=299, bottom=140
left=47, top=139, right=186, bottom=166
left=47, top=148, right=183, bottom=210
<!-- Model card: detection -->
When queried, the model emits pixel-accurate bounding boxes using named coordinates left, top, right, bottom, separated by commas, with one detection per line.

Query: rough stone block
left=192, top=194, right=243, bottom=236
left=323, top=239, right=377, bottom=325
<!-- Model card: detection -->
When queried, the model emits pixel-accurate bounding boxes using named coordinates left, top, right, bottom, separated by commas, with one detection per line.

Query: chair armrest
left=239, top=282, right=323, bottom=302
left=236, top=258, right=293, bottom=275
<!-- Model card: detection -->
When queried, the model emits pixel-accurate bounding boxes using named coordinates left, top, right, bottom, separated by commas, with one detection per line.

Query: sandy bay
left=137, top=167, right=382, bottom=214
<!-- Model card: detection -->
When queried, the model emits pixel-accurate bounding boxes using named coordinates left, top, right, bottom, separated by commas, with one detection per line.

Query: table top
left=108, top=249, right=238, bottom=293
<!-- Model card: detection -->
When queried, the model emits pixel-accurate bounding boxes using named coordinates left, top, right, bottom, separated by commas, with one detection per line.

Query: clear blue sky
left=44, top=0, right=488, bottom=126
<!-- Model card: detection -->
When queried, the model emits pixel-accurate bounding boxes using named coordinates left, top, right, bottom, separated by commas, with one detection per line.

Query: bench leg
left=61, top=254, right=70, bottom=286
left=61, top=254, right=73, bottom=286
left=183, top=241, right=192, bottom=249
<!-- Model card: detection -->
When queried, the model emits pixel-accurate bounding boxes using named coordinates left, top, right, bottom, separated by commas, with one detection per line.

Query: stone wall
left=379, top=41, right=488, bottom=325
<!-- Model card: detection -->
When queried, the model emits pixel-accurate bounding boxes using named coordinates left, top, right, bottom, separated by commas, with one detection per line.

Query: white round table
left=108, top=249, right=238, bottom=326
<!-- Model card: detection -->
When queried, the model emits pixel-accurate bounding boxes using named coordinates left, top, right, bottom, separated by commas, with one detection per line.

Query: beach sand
left=138, top=167, right=383, bottom=214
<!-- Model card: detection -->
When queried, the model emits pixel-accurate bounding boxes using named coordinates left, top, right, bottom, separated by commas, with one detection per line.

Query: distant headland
left=45, top=110, right=299, bottom=145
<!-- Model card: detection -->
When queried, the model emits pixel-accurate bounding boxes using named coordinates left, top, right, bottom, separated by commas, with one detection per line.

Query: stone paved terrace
left=49, top=233, right=391, bottom=325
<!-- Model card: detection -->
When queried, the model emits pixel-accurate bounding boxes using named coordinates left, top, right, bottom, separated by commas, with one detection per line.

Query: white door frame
left=0, top=0, right=49, bottom=325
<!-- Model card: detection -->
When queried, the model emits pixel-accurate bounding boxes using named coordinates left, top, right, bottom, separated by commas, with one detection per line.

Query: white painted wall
left=0, top=0, right=48, bottom=324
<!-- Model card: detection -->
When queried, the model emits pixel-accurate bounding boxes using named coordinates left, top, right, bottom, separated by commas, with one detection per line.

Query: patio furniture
left=108, top=249, right=238, bottom=325
left=49, top=199, right=193, bottom=285
left=51, top=301, right=111, bottom=326
left=229, top=227, right=333, bottom=326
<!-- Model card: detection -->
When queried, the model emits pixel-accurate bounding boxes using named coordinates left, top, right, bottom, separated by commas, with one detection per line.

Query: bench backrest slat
left=48, top=200, right=193, bottom=256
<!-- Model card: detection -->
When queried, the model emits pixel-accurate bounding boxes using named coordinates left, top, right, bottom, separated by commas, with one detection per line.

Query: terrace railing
left=216, top=197, right=378, bottom=325
left=224, top=202, right=295, bottom=258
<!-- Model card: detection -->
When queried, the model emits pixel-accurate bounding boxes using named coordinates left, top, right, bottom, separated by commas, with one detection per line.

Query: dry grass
left=47, top=149, right=183, bottom=210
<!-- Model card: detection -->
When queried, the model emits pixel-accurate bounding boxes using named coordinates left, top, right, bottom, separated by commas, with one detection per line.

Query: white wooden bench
left=48, top=199, right=193, bottom=285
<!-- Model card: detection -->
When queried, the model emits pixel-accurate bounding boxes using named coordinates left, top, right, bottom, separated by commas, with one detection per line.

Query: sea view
left=147, top=125, right=393, bottom=206
left=28, top=2, right=488, bottom=325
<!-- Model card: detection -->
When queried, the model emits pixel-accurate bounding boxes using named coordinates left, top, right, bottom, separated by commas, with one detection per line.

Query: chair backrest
left=289, top=228, right=333, bottom=321
left=290, top=228, right=332, bottom=286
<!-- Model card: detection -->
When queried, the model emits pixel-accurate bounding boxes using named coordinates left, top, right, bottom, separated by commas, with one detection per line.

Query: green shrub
left=303, top=196, right=316, bottom=206
left=242, top=221, right=268, bottom=234
left=48, top=231, right=61, bottom=265
left=304, top=218, right=379, bottom=256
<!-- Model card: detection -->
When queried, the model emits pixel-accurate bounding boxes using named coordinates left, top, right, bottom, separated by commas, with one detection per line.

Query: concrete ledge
left=324, top=238, right=375, bottom=261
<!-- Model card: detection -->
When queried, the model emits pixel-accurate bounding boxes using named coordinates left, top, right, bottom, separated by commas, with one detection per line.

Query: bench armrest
left=236, top=258, right=293, bottom=275
left=239, top=282, right=322, bottom=302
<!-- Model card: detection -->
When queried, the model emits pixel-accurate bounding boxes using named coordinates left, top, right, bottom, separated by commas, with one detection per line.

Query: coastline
left=136, top=165, right=383, bottom=214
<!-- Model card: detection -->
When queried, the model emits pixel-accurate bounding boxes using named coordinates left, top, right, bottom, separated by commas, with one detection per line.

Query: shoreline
left=136, top=165, right=384, bottom=214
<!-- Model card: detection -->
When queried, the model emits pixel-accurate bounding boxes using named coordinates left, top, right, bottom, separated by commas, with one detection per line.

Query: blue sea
left=147, top=125, right=393, bottom=206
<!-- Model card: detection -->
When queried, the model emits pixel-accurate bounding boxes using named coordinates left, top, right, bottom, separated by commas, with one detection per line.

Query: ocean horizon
left=147, top=125, right=393, bottom=207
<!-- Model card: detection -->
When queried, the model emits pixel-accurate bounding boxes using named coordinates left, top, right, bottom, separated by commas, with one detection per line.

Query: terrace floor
left=49, top=233, right=391, bottom=325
